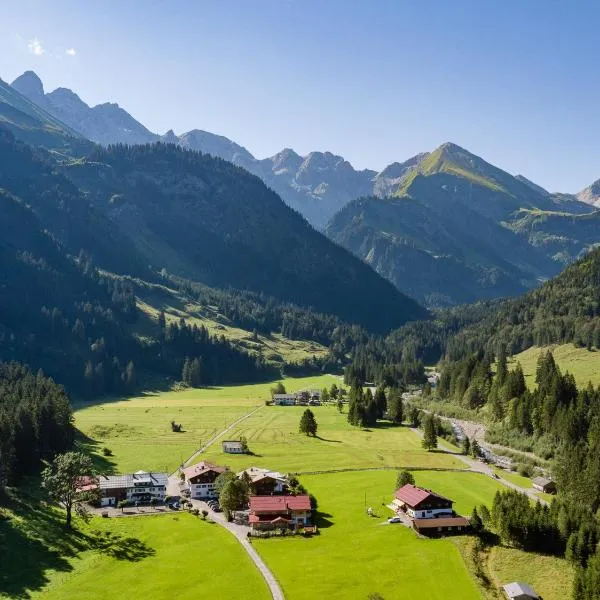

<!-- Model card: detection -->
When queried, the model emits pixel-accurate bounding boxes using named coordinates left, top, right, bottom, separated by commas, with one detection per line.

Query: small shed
left=503, top=581, right=539, bottom=600
left=222, top=440, right=245, bottom=454
left=532, top=476, right=557, bottom=494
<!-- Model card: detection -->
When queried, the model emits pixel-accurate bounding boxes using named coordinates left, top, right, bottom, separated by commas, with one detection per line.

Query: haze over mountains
left=5, top=70, right=600, bottom=309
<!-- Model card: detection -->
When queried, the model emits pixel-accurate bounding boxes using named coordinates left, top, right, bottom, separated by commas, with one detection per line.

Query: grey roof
left=503, top=581, right=539, bottom=599
left=99, top=471, right=167, bottom=490
left=532, top=476, right=554, bottom=487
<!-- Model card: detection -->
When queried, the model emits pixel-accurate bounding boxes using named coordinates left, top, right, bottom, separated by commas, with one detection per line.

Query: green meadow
left=509, top=343, right=600, bottom=389
left=254, top=469, right=505, bottom=600
left=35, top=514, right=270, bottom=600
left=4, top=376, right=572, bottom=599
left=74, top=375, right=341, bottom=473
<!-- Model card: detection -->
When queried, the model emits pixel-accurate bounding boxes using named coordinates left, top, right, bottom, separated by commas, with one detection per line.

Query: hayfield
left=74, top=375, right=340, bottom=473
left=509, top=343, right=600, bottom=389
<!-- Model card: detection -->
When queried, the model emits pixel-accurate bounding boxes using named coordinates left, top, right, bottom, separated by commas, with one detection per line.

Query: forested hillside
left=60, top=142, right=426, bottom=332
left=327, top=143, right=598, bottom=307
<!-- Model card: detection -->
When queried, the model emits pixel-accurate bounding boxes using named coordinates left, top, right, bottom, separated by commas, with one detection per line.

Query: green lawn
left=509, top=343, right=600, bottom=389
left=74, top=375, right=340, bottom=473
left=0, top=486, right=269, bottom=600
left=199, top=405, right=465, bottom=473
left=34, top=514, right=270, bottom=600
left=255, top=470, right=505, bottom=600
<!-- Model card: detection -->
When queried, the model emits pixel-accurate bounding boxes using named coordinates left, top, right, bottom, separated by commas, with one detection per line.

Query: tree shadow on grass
left=88, top=530, right=155, bottom=562
left=314, top=435, right=342, bottom=443
left=74, top=429, right=118, bottom=475
left=0, top=485, right=91, bottom=599
left=314, top=511, right=334, bottom=529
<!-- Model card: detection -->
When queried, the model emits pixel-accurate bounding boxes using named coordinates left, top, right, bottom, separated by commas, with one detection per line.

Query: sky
left=0, top=0, right=599, bottom=192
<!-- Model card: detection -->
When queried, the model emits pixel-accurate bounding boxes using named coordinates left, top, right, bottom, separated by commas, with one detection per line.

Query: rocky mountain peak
left=11, top=70, right=44, bottom=99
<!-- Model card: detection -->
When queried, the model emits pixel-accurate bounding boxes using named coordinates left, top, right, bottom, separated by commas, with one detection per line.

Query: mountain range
left=5, top=70, right=600, bottom=310
left=7, top=72, right=430, bottom=226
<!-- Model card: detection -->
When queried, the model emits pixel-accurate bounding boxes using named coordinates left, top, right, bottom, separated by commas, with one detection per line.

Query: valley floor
left=1, top=376, right=574, bottom=599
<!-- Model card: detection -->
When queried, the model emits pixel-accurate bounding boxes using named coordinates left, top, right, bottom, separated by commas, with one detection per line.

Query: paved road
left=194, top=500, right=285, bottom=600
left=165, top=404, right=284, bottom=599
left=409, top=427, right=548, bottom=506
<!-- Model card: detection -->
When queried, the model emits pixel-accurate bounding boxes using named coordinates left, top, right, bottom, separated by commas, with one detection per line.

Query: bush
left=201, top=509, right=208, bottom=520
left=102, top=447, right=113, bottom=456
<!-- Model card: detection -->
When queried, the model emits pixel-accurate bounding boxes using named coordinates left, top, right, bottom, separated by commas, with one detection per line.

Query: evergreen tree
left=462, top=436, right=471, bottom=456
left=299, top=409, right=318, bottom=437
left=387, top=389, right=403, bottom=424
left=421, top=414, right=438, bottom=451
left=374, top=387, right=387, bottom=420
left=396, top=470, right=415, bottom=489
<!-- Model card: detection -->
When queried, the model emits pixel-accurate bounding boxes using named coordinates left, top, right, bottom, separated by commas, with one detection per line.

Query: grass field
left=34, top=514, right=270, bottom=600
left=0, top=487, right=269, bottom=600
left=488, top=545, right=574, bottom=600
left=509, top=343, right=600, bottom=389
left=199, top=405, right=465, bottom=473
left=254, top=470, right=506, bottom=600
left=74, top=375, right=340, bottom=473
left=25, top=376, right=570, bottom=599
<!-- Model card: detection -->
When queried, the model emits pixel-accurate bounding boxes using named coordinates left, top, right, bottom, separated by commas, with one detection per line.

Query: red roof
left=394, top=484, right=452, bottom=509
left=183, top=461, right=227, bottom=480
left=249, top=495, right=311, bottom=513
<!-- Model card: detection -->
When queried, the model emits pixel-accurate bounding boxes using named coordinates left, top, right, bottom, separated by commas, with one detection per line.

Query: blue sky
left=0, top=0, right=598, bottom=192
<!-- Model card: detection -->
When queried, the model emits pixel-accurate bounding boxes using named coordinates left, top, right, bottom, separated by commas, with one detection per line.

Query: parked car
left=387, top=516, right=403, bottom=524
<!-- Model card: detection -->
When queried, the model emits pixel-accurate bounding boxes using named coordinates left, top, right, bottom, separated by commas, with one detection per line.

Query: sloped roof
left=99, top=471, right=168, bottom=490
left=238, top=466, right=288, bottom=484
left=503, top=581, right=539, bottom=599
left=183, top=461, right=227, bottom=481
left=394, top=484, right=452, bottom=508
left=250, top=495, right=311, bottom=513
left=532, top=476, right=553, bottom=487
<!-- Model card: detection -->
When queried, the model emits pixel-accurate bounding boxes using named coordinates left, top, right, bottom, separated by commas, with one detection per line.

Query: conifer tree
left=421, top=414, right=437, bottom=451
left=299, top=409, right=318, bottom=437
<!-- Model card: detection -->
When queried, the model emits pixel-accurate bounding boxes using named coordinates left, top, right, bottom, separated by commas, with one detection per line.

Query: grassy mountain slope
left=327, top=143, right=597, bottom=307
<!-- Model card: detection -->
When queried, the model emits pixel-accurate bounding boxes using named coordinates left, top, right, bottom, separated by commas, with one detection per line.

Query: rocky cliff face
left=577, top=179, right=600, bottom=207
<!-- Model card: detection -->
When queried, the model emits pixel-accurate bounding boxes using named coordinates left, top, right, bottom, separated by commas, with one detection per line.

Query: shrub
left=102, top=447, right=113, bottom=456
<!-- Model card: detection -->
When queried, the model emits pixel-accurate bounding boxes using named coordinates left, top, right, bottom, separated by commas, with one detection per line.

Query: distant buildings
left=271, top=389, right=322, bottom=406
left=503, top=581, right=540, bottom=600
left=222, top=440, right=245, bottom=454
left=532, top=477, right=557, bottom=494
left=272, top=394, right=297, bottom=406
left=98, top=471, right=167, bottom=507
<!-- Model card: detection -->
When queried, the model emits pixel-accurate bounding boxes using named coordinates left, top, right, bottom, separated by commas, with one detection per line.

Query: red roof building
left=249, top=495, right=312, bottom=530
left=393, top=484, right=454, bottom=519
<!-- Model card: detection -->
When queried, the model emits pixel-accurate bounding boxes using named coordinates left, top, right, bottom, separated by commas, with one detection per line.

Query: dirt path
left=173, top=405, right=263, bottom=474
